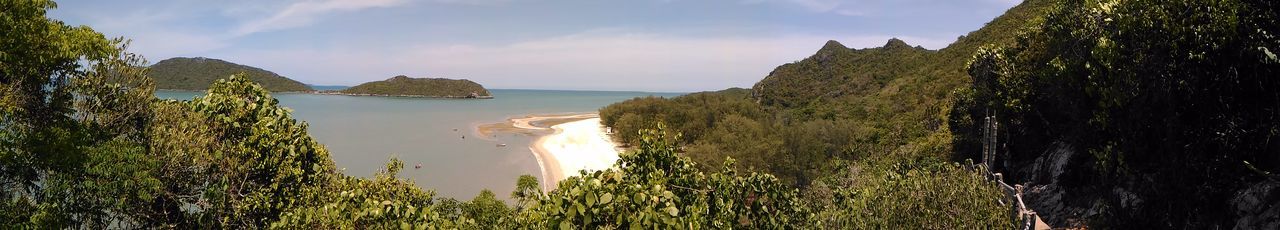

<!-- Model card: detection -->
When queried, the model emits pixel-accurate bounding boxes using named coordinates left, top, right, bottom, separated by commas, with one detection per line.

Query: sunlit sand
left=480, top=113, right=622, bottom=191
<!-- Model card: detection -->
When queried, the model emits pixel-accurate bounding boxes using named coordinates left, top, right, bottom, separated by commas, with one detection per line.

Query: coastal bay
left=155, top=89, right=678, bottom=200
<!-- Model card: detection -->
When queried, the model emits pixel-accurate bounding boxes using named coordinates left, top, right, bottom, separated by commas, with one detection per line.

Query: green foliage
left=511, top=174, right=541, bottom=211
left=41, top=140, right=162, bottom=228
left=600, top=88, right=764, bottom=147
left=951, top=0, right=1280, bottom=227
left=521, top=127, right=809, bottom=229
left=143, top=99, right=222, bottom=226
left=188, top=75, right=336, bottom=227
left=684, top=114, right=780, bottom=174
left=462, top=190, right=512, bottom=228
left=272, top=158, right=462, bottom=229
left=810, top=159, right=1014, bottom=229
left=0, top=0, right=160, bottom=227
left=340, top=75, right=491, bottom=98
left=148, top=57, right=312, bottom=92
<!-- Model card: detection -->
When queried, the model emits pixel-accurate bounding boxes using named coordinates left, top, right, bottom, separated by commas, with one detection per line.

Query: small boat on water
left=497, top=143, right=507, bottom=147
left=415, top=163, right=422, bottom=169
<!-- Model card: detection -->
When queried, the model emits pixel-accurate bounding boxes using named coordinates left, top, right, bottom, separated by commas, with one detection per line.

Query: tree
left=463, top=190, right=511, bottom=229
left=511, top=174, right=541, bottom=211
left=1, top=0, right=158, bottom=227
left=188, top=75, right=337, bottom=228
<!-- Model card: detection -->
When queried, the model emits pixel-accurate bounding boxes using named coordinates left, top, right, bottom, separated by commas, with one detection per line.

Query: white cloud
left=221, top=29, right=951, bottom=91
left=61, top=6, right=230, bottom=61
left=232, top=0, right=406, bottom=36
left=125, top=32, right=231, bottom=62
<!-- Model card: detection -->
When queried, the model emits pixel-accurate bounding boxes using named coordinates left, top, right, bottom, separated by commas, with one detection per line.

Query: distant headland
left=149, top=57, right=313, bottom=92
left=147, top=57, right=490, bottom=98
left=321, top=75, right=493, bottom=99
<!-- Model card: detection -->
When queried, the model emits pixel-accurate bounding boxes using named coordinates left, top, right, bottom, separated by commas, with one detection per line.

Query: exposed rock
left=1021, top=142, right=1089, bottom=227
left=883, top=38, right=912, bottom=50
left=814, top=40, right=849, bottom=63
left=1232, top=179, right=1280, bottom=230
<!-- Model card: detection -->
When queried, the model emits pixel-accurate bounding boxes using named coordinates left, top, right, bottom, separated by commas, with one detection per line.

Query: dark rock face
left=1009, top=140, right=1280, bottom=229
left=1017, top=142, right=1090, bottom=227
left=1232, top=180, right=1280, bottom=230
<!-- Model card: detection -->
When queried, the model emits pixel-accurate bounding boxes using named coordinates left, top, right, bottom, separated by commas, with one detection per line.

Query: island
left=326, top=75, right=493, bottom=99
left=148, top=57, right=313, bottom=92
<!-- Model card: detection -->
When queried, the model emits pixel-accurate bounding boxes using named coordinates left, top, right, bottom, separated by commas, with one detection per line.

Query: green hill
left=604, top=0, right=1280, bottom=228
left=148, top=57, right=312, bottom=92
left=602, top=0, right=1057, bottom=227
left=606, top=0, right=1054, bottom=178
left=339, top=75, right=491, bottom=98
left=752, top=38, right=934, bottom=108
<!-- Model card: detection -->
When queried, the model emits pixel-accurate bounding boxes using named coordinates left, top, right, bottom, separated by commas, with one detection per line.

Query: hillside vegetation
left=605, top=0, right=1055, bottom=199
left=752, top=38, right=934, bottom=108
left=601, top=0, right=1057, bottom=227
left=602, top=0, right=1280, bottom=228
left=340, top=75, right=492, bottom=98
left=148, top=57, right=312, bottom=92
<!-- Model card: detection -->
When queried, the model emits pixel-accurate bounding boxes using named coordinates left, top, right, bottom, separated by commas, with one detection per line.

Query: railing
left=978, top=111, right=1045, bottom=230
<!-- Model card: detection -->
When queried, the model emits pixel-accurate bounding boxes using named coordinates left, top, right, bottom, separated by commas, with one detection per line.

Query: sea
left=155, top=88, right=683, bottom=200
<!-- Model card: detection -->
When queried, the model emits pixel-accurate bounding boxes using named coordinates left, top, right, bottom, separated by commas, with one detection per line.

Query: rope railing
left=979, top=112, right=1045, bottom=230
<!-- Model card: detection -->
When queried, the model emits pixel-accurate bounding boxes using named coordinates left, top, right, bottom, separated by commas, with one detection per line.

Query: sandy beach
left=475, top=113, right=598, bottom=138
left=478, top=113, right=622, bottom=191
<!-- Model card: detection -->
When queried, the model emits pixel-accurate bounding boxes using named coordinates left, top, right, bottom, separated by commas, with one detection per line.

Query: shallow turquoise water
left=155, top=89, right=682, bottom=199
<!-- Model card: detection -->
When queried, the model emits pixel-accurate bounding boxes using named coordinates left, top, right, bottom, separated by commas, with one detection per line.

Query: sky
left=51, top=0, right=1022, bottom=92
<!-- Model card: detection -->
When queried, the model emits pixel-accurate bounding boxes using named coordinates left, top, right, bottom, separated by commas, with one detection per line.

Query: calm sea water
left=155, top=89, right=682, bottom=200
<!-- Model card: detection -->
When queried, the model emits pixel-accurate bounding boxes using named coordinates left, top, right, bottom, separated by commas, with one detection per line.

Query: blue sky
left=51, top=0, right=1021, bottom=92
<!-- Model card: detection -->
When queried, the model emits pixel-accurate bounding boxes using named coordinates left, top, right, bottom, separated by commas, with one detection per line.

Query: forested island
left=328, top=75, right=493, bottom=99
left=2, top=0, right=1276, bottom=229
left=149, top=57, right=313, bottom=92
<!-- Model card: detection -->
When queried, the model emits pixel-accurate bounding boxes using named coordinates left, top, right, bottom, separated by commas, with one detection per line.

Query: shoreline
left=475, top=113, right=598, bottom=138
left=477, top=113, right=622, bottom=191
left=310, top=91, right=494, bottom=99
left=156, top=89, right=494, bottom=98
